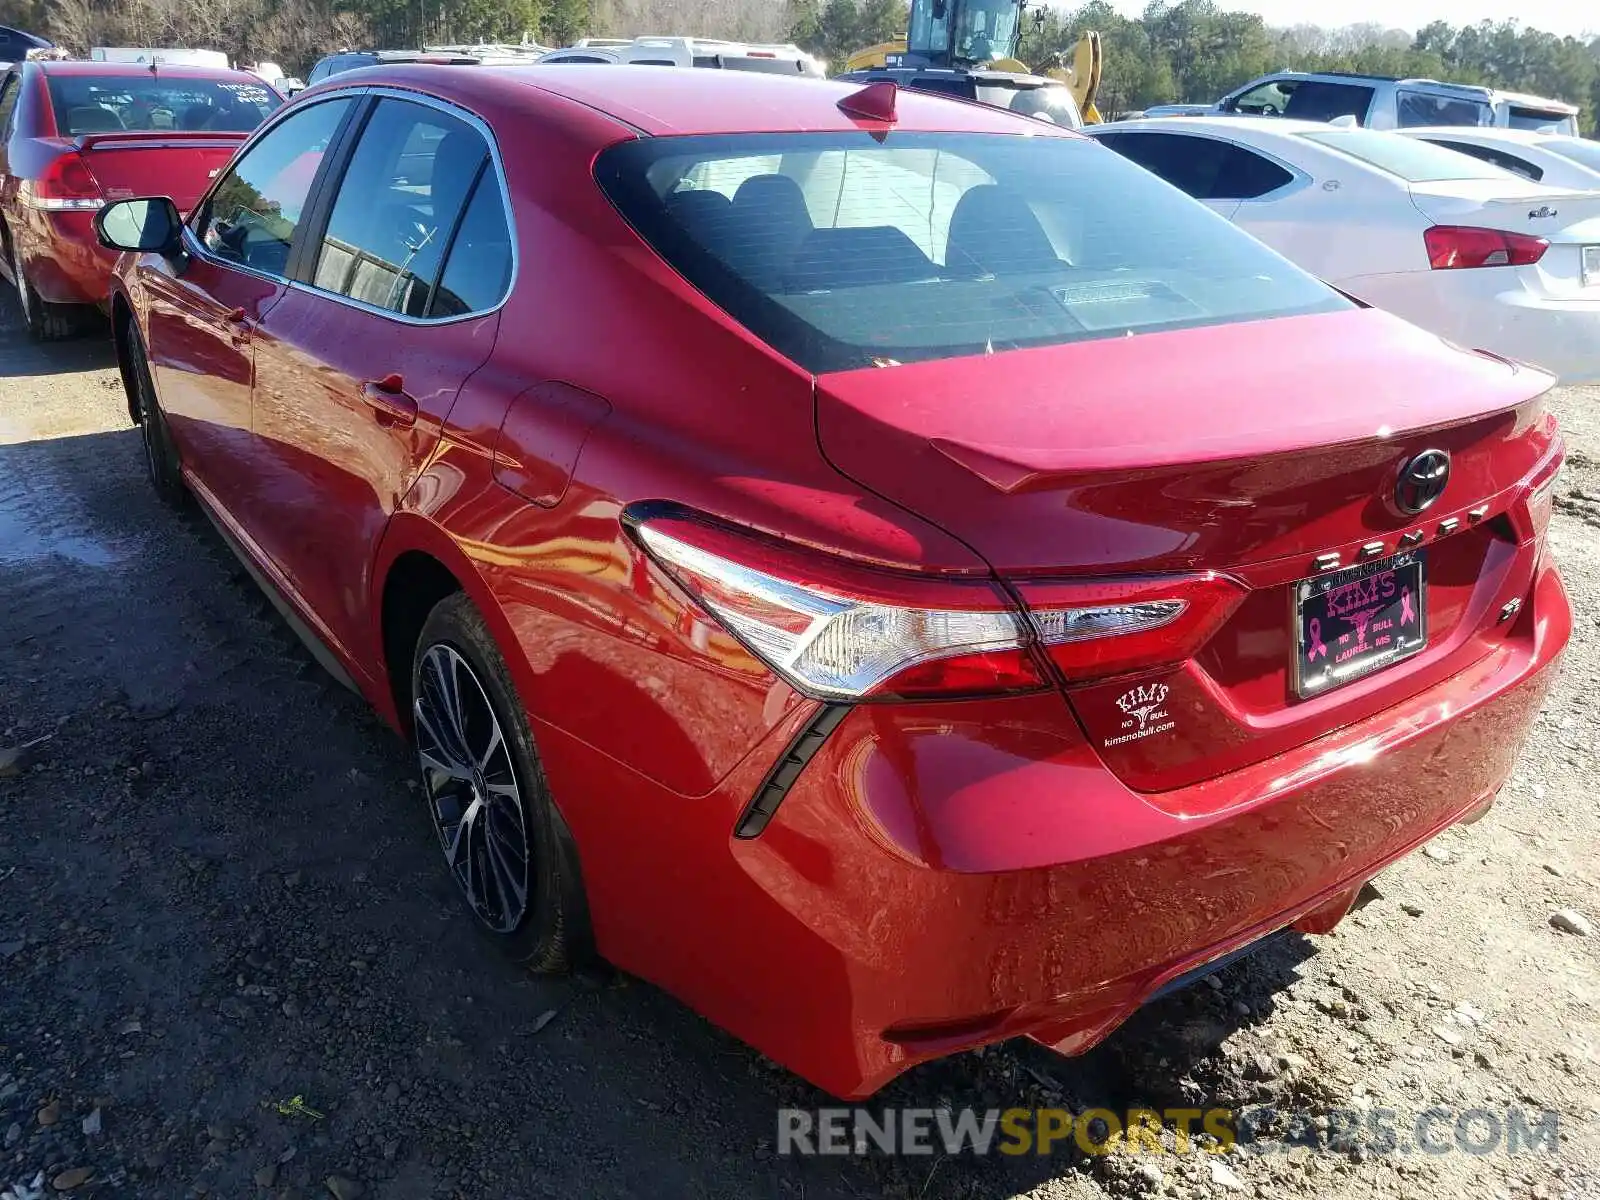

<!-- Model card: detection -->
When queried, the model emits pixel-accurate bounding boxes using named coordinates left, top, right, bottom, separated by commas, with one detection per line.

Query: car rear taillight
left=1424, top=225, right=1548, bottom=270
left=629, top=510, right=1233, bottom=700
left=23, top=152, right=103, bottom=211
left=1014, top=575, right=1247, bottom=684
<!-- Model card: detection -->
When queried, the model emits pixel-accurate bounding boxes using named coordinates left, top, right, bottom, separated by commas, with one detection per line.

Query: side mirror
left=93, top=197, right=182, bottom=255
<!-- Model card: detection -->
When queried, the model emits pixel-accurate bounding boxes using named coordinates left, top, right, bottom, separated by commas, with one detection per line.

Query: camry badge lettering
left=1106, top=683, right=1175, bottom=748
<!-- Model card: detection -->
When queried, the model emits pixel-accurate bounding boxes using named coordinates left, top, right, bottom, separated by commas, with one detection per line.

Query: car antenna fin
left=837, top=80, right=897, bottom=123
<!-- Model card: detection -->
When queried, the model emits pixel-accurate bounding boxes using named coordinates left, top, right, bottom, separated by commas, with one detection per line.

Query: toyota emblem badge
left=1395, top=449, right=1451, bottom=515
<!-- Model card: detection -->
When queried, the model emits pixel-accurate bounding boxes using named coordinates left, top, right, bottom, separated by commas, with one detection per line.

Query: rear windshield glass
left=1506, top=106, right=1575, bottom=133
left=596, top=132, right=1346, bottom=374
left=46, top=74, right=282, bottom=134
left=1299, top=128, right=1522, bottom=182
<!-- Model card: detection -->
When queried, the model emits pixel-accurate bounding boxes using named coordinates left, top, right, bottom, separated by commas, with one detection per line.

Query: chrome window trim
left=292, top=84, right=517, bottom=327
left=182, top=91, right=361, bottom=288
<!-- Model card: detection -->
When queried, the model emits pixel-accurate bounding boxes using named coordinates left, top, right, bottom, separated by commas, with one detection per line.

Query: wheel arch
left=371, top=511, right=531, bottom=740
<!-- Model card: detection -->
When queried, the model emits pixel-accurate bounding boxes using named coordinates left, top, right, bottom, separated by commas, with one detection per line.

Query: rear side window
left=1396, top=91, right=1491, bottom=128
left=311, top=98, right=489, bottom=317
left=1421, top=138, right=1542, bottom=181
left=45, top=74, right=282, bottom=134
left=1301, top=129, right=1519, bottom=182
left=197, top=97, right=353, bottom=277
left=1101, top=132, right=1292, bottom=201
left=596, top=131, right=1347, bottom=374
left=431, top=171, right=514, bottom=316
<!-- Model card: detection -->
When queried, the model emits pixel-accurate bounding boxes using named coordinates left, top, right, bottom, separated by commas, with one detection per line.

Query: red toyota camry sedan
left=0, top=59, right=282, bottom=339
left=96, top=65, right=1569, bottom=1099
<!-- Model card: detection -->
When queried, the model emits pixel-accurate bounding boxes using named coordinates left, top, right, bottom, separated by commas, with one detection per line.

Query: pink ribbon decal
left=1306, top=618, right=1329, bottom=661
left=1400, top=587, right=1415, bottom=627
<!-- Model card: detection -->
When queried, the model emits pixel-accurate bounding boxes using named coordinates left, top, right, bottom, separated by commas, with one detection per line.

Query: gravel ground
left=2, top=295, right=1597, bottom=1200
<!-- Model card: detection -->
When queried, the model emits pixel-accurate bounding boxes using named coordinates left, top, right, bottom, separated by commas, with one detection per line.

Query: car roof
left=329, top=63, right=1083, bottom=138
left=36, top=61, right=271, bottom=82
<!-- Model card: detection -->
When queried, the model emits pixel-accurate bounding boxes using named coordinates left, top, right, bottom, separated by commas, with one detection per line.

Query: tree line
left=3, top=0, right=1597, bottom=133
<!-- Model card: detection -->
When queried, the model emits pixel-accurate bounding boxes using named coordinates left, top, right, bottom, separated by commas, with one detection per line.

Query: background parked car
left=1089, top=116, right=1600, bottom=384
left=1397, top=125, right=1600, bottom=189
left=1212, top=71, right=1580, bottom=135
left=97, top=65, right=1568, bottom=1100
left=0, top=58, right=283, bottom=339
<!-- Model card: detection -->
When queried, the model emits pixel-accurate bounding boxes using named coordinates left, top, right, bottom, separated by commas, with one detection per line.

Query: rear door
left=140, top=95, right=355, bottom=520
left=248, top=94, right=511, bottom=662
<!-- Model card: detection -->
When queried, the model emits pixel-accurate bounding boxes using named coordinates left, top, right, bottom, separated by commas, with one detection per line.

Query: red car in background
left=96, top=66, right=1568, bottom=1098
left=0, top=59, right=281, bottom=339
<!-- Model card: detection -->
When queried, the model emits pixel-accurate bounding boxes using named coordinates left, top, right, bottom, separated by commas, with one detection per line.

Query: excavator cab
left=905, top=0, right=1031, bottom=68
left=839, top=0, right=1098, bottom=127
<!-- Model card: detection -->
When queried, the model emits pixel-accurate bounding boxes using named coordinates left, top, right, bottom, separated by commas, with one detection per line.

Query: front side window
left=311, top=98, right=489, bottom=317
left=1302, top=129, right=1519, bottom=182
left=597, top=131, right=1347, bottom=374
left=45, top=73, right=282, bottom=134
left=195, top=97, right=353, bottom=277
left=1228, top=79, right=1294, bottom=116
left=1280, top=81, right=1374, bottom=123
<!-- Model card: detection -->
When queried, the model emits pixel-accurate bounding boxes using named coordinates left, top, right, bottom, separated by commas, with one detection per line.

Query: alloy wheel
left=414, top=643, right=531, bottom=934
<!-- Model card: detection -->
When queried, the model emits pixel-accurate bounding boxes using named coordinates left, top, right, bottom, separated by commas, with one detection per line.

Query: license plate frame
left=1584, top=245, right=1600, bottom=287
left=1292, top=550, right=1428, bottom=700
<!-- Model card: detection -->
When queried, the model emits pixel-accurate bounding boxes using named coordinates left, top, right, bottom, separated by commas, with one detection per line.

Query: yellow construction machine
left=838, top=0, right=1102, bottom=125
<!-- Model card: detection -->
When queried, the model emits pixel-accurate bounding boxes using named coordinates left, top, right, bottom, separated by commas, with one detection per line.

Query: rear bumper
left=534, top=561, right=1569, bottom=1099
left=15, top=212, right=117, bottom=307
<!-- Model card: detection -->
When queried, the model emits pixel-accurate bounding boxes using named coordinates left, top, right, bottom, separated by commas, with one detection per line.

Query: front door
left=141, top=95, right=355, bottom=521
left=249, top=95, right=513, bottom=662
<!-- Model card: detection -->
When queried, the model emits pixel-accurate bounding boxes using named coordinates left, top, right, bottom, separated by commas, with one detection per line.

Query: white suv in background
left=1213, top=71, right=1579, bottom=136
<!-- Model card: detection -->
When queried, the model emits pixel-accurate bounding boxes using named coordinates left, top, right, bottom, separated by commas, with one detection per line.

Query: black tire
left=10, top=238, right=83, bottom=342
left=123, top=319, right=188, bottom=508
left=411, top=593, right=588, bottom=972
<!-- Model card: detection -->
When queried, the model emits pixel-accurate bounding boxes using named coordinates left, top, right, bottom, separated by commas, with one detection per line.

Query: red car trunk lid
left=815, top=307, right=1559, bottom=792
left=72, top=132, right=248, bottom=213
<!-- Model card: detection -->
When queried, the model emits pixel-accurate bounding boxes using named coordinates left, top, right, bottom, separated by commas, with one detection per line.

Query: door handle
left=223, top=306, right=252, bottom=346
left=361, top=373, right=418, bottom=428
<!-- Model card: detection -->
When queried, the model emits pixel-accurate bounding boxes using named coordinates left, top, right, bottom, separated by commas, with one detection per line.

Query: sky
left=1107, top=1, right=1597, bottom=39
